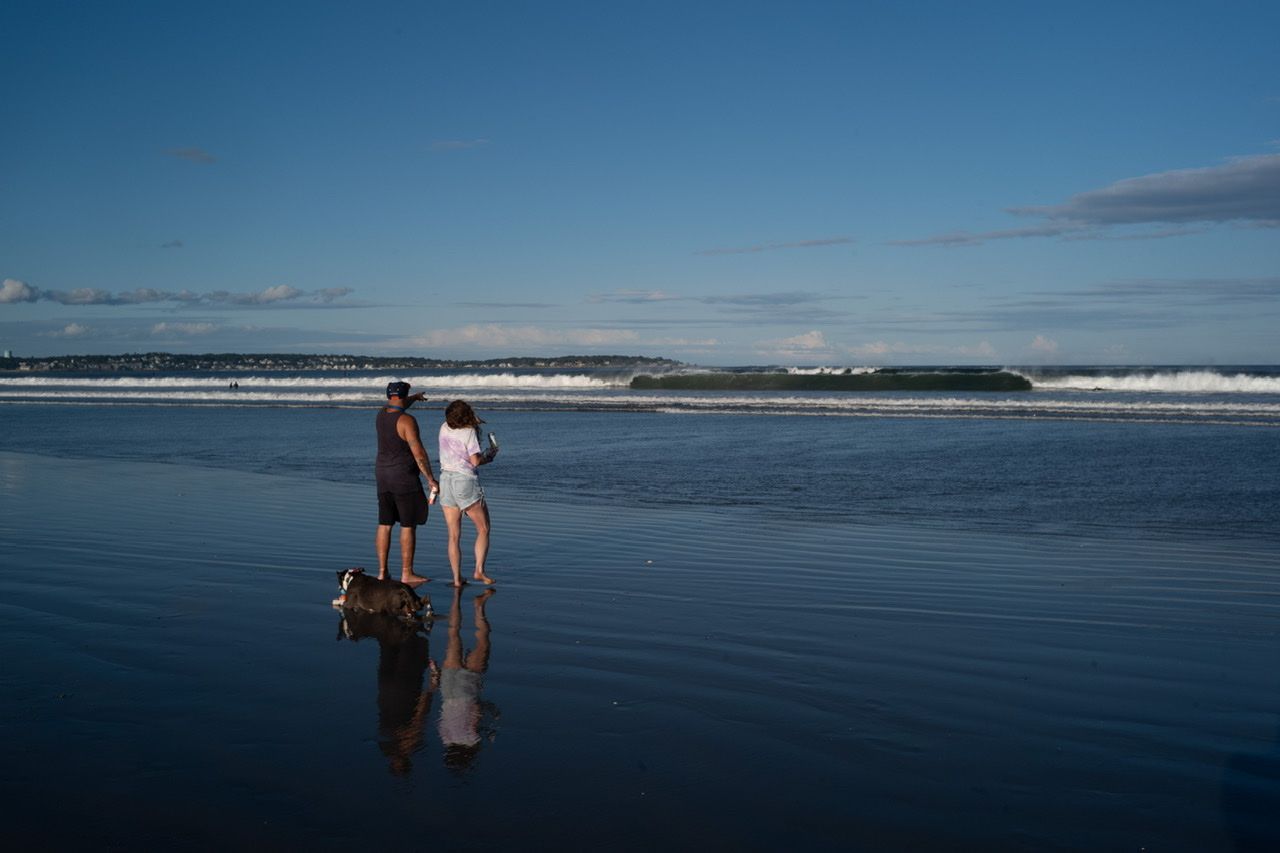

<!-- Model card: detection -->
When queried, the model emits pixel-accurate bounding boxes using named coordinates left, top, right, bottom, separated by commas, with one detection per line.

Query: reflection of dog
left=336, top=608, right=432, bottom=644
left=334, top=568, right=433, bottom=620
left=336, top=609, right=438, bottom=777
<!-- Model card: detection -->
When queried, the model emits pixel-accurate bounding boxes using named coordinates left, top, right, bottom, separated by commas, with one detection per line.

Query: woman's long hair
left=444, top=399, right=485, bottom=430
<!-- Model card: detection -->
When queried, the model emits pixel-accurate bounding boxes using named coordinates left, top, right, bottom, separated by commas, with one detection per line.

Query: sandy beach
left=1, top=450, right=1277, bottom=850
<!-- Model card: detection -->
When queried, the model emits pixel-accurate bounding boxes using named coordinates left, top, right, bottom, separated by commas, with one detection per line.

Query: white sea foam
left=1026, top=370, right=1280, bottom=394
left=784, top=366, right=878, bottom=376
left=3, top=371, right=1280, bottom=424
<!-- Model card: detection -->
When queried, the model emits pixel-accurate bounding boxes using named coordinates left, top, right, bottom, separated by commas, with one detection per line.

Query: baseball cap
left=386, top=381, right=412, bottom=399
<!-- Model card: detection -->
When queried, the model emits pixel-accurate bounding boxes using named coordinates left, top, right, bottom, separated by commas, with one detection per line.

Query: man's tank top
left=375, top=408, right=420, bottom=493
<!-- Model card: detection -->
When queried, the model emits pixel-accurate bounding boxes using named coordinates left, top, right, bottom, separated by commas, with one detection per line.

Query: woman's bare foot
left=449, top=579, right=469, bottom=588
left=473, top=573, right=496, bottom=585
left=400, top=572, right=429, bottom=585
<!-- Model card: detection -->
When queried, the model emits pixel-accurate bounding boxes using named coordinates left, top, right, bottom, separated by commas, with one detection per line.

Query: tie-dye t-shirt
left=438, top=423, right=481, bottom=473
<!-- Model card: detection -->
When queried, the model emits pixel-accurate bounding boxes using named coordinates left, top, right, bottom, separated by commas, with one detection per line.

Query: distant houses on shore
left=0, top=352, right=683, bottom=373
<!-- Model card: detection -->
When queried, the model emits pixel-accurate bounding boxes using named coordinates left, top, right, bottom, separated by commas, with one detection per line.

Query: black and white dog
left=333, top=568, right=433, bottom=621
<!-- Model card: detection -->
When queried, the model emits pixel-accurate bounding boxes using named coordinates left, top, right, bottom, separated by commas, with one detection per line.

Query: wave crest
left=1029, top=370, right=1280, bottom=394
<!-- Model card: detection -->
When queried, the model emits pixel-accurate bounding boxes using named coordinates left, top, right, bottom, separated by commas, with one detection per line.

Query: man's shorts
left=439, top=471, right=484, bottom=510
left=378, top=487, right=429, bottom=527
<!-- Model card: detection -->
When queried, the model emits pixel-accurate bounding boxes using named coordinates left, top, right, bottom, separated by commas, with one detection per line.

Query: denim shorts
left=439, top=471, right=484, bottom=510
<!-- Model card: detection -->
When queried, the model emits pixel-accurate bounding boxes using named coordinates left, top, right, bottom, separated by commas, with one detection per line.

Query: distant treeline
left=3, top=352, right=684, bottom=372
left=631, top=371, right=1033, bottom=392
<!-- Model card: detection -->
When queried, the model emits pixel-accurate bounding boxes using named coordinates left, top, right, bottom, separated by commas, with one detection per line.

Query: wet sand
left=1, top=451, right=1276, bottom=850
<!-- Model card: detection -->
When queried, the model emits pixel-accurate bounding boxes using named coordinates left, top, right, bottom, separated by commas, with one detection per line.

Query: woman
left=437, top=399, right=499, bottom=586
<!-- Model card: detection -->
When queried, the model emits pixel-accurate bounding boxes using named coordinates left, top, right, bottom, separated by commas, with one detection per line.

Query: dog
left=333, top=568, right=433, bottom=621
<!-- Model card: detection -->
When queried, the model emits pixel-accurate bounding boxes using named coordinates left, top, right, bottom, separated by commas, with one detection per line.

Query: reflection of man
left=438, top=587, right=497, bottom=771
left=337, top=611, right=438, bottom=776
left=376, top=381, right=439, bottom=585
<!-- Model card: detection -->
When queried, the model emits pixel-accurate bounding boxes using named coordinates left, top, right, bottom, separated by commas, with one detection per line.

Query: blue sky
left=2, top=0, right=1278, bottom=365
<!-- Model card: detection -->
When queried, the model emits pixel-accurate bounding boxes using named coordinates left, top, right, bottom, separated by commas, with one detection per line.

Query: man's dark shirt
left=375, top=408, right=421, bottom=493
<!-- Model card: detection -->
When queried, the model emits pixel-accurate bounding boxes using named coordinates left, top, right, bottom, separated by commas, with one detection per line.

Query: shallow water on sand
left=1, top=451, right=1276, bottom=850
left=3, top=404, right=1279, bottom=542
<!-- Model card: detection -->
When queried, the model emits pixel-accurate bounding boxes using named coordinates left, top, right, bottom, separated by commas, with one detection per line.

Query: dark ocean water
left=2, top=398, right=1277, bottom=541
left=2, top=368, right=1279, bottom=850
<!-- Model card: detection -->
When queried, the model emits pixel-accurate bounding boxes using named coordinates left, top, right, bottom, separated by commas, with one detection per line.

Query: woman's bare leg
left=465, top=500, right=493, bottom=584
left=442, top=505, right=466, bottom=587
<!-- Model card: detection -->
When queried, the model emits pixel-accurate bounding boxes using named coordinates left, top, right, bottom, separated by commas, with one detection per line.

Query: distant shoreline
left=0, top=352, right=684, bottom=373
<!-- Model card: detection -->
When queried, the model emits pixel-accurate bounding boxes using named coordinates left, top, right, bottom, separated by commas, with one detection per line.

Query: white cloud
left=257, top=285, right=302, bottom=303
left=55, top=288, right=115, bottom=305
left=411, top=325, right=642, bottom=349
left=151, top=322, right=217, bottom=336
left=202, top=285, right=304, bottom=305
left=847, top=340, right=998, bottom=359
left=753, top=330, right=836, bottom=359
left=0, top=278, right=38, bottom=303
left=48, top=323, right=90, bottom=337
left=1030, top=335, right=1059, bottom=354
left=648, top=336, right=720, bottom=348
left=753, top=332, right=999, bottom=362
left=951, top=341, right=998, bottom=358
left=776, top=331, right=830, bottom=350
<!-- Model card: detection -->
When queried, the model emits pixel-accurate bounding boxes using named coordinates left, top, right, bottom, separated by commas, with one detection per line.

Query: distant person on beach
left=376, top=381, right=440, bottom=585
left=437, top=399, right=498, bottom=587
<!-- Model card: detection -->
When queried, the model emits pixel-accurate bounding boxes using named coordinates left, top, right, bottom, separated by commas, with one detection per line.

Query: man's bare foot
left=400, top=572, right=429, bottom=585
left=377, top=572, right=388, bottom=581
left=473, top=573, right=496, bottom=585
left=448, top=579, right=468, bottom=588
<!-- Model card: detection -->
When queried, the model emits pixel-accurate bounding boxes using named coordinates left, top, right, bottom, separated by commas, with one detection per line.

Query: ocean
left=3, top=364, right=1279, bottom=539
left=2, top=364, right=1278, bottom=849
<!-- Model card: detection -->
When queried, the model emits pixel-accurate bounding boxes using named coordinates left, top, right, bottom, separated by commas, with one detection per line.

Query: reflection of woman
left=437, top=400, right=499, bottom=587
left=438, top=587, right=497, bottom=772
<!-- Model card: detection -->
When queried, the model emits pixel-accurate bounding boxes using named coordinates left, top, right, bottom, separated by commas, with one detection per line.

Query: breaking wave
left=1023, top=369, right=1280, bottom=394
left=632, top=370, right=1032, bottom=392
left=2, top=365, right=1278, bottom=425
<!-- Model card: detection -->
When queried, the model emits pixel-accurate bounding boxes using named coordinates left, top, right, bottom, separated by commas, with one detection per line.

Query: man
left=376, top=381, right=439, bottom=585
